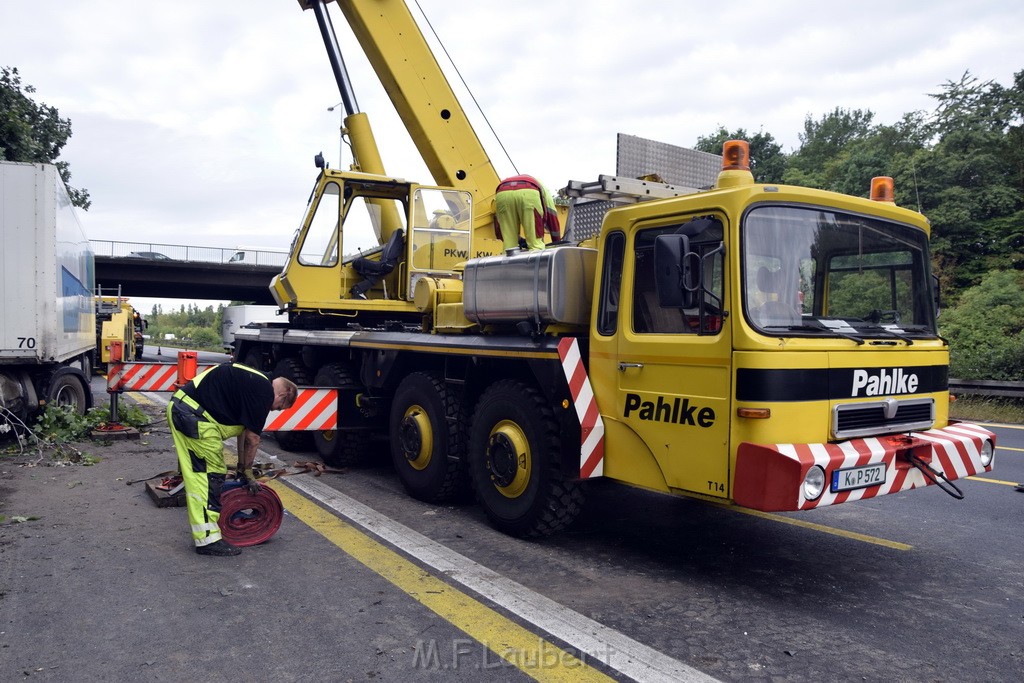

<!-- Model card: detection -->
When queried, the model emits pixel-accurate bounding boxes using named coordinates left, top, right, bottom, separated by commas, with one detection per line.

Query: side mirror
left=314, top=152, right=326, bottom=170
left=654, top=234, right=698, bottom=308
left=932, top=273, right=941, bottom=318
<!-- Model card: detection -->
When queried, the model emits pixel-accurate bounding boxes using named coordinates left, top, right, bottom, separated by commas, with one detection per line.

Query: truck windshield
left=742, top=205, right=937, bottom=339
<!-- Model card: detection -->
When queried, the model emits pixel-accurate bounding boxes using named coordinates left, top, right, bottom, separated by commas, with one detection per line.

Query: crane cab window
left=632, top=220, right=724, bottom=334
left=742, top=206, right=937, bottom=337
left=408, top=188, right=472, bottom=275
left=596, top=231, right=625, bottom=336
left=341, top=194, right=407, bottom=263
left=299, top=181, right=340, bottom=267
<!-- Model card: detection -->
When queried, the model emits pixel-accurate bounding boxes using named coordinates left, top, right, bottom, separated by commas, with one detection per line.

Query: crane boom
left=300, top=0, right=501, bottom=209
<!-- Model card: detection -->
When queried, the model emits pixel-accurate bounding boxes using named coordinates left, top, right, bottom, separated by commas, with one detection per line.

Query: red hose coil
left=218, top=484, right=284, bottom=547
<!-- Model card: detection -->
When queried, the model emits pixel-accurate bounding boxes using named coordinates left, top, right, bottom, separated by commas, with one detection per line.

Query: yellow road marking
left=711, top=503, right=913, bottom=551
left=969, top=476, right=1020, bottom=487
left=127, top=392, right=157, bottom=406
left=268, top=481, right=614, bottom=682
left=993, top=445, right=1024, bottom=453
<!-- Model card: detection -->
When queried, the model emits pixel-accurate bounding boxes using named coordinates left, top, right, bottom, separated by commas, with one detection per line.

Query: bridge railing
left=90, top=240, right=287, bottom=266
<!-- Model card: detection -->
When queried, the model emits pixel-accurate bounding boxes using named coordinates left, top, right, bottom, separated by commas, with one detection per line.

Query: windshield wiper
left=763, top=324, right=865, bottom=345
left=856, top=325, right=914, bottom=345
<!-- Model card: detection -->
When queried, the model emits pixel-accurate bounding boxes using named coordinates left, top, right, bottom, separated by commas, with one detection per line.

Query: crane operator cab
left=271, top=168, right=474, bottom=312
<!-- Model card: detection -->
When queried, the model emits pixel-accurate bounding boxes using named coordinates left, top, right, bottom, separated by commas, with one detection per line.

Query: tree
left=912, top=71, right=1024, bottom=295
left=0, top=66, right=90, bottom=209
left=784, top=107, right=876, bottom=190
left=694, top=127, right=786, bottom=183
left=941, top=270, right=1024, bottom=380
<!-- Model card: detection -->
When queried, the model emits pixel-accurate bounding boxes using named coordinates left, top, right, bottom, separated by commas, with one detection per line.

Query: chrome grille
left=832, top=398, right=934, bottom=439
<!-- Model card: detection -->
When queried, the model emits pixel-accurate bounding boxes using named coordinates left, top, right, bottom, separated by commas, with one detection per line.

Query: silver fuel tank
left=462, top=246, right=597, bottom=326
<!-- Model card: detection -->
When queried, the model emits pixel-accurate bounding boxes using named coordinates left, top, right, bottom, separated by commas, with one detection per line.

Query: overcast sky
left=3, top=1, right=1022, bottom=312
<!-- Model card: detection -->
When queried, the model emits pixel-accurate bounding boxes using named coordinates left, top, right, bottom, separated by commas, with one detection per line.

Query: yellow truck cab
left=587, top=142, right=993, bottom=510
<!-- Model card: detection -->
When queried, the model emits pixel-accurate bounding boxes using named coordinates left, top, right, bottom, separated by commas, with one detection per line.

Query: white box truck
left=1, top=162, right=95, bottom=427
left=221, top=304, right=279, bottom=353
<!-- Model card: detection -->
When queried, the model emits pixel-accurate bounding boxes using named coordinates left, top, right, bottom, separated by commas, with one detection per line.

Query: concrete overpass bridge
left=91, top=241, right=284, bottom=304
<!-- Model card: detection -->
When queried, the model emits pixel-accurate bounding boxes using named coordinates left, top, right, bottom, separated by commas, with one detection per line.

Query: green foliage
left=31, top=403, right=150, bottom=445
left=0, top=66, right=90, bottom=209
left=700, top=69, right=1023, bottom=313
left=826, top=271, right=911, bottom=319
left=940, top=270, right=1024, bottom=380
left=695, top=127, right=786, bottom=183
left=145, top=303, right=225, bottom=351
left=949, top=395, right=1024, bottom=424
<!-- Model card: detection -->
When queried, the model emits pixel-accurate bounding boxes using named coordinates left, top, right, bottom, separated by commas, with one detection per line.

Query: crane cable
left=412, top=0, right=519, bottom=175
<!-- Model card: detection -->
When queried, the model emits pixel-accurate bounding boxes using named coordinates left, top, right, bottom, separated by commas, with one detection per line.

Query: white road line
left=285, top=474, right=718, bottom=683
left=144, top=390, right=716, bottom=681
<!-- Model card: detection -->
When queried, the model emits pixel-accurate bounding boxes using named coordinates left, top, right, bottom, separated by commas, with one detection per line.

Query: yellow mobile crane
left=235, top=0, right=995, bottom=537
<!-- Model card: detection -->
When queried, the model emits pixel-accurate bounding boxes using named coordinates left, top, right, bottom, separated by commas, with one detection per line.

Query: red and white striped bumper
left=733, top=422, right=996, bottom=511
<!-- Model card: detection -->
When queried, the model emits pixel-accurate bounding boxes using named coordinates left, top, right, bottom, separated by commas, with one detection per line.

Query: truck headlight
left=802, top=465, right=826, bottom=501
left=979, top=439, right=994, bottom=467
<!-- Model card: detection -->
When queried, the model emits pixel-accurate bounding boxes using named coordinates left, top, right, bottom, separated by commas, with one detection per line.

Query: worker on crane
left=493, top=174, right=561, bottom=256
left=167, top=364, right=297, bottom=556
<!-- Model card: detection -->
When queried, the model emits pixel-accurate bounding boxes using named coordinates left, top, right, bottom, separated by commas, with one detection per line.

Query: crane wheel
left=313, top=363, right=370, bottom=466
left=271, top=357, right=314, bottom=452
left=389, top=372, right=466, bottom=503
left=468, top=379, right=583, bottom=537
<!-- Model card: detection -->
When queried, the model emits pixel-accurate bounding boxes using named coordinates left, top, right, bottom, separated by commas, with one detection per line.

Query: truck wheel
left=313, top=363, right=369, bottom=466
left=272, top=357, right=314, bottom=452
left=468, top=379, right=583, bottom=537
left=45, top=370, right=89, bottom=416
left=242, top=347, right=266, bottom=372
left=390, top=372, right=466, bottom=503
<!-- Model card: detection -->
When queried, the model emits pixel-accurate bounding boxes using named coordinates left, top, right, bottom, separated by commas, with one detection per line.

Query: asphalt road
left=1, top=378, right=1021, bottom=681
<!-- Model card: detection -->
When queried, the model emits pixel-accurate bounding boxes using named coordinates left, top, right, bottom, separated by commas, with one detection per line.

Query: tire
left=242, top=347, right=266, bottom=372
left=389, top=372, right=466, bottom=503
left=44, top=370, right=89, bottom=416
left=468, top=379, right=583, bottom=537
left=271, top=357, right=314, bottom=452
left=313, top=363, right=371, bottom=467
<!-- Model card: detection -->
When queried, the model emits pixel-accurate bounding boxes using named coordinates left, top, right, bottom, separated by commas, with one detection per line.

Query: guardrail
left=949, top=379, right=1024, bottom=399
left=90, top=240, right=288, bottom=267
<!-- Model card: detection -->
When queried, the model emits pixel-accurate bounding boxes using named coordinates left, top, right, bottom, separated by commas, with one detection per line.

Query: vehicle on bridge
left=226, top=246, right=289, bottom=267
left=234, top=0, right=995, bottom=538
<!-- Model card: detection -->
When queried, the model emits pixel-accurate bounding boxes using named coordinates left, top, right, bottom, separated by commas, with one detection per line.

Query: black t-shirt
left=187, top=364, right=274, bottom=434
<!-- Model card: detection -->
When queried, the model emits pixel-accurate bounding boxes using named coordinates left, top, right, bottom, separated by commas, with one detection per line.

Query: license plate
left=830, top=462, right=887, bottom=493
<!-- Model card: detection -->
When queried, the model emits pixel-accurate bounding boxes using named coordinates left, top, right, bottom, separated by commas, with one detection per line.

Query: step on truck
left=0, top=161, right=95, bottom=430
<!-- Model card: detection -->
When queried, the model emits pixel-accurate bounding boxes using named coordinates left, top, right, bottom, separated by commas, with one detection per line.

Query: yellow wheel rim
left=487, top=420, right=531, bottom=499
left=400, top=404, right=433, bottom=471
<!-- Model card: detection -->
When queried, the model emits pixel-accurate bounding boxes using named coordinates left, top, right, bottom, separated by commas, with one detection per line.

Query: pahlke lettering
left=850, top=368, right=920, bottom=397
left=623, top=393, right=715, bottom=428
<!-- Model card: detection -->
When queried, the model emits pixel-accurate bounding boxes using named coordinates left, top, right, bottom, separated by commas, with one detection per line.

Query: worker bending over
left=493, top=174, right=561, bottom=256
left=167, top=363, right=297, bottom=556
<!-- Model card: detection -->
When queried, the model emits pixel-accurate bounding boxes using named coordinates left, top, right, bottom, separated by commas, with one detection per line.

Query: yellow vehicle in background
left=96, top=288, right=145, bottom=369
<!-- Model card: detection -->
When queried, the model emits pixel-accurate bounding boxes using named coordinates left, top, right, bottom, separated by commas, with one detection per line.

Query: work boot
left=195, top=540, right=241, bottom=556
